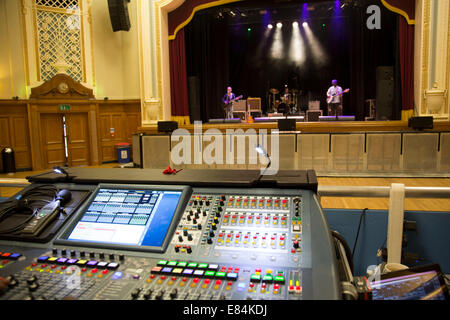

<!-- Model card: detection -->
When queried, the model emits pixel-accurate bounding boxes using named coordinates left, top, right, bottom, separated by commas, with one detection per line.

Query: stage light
left=292, top=21, right=299, bottom=28
left=270, top=24, right=283, bottom=59
left=302, top=22, right=308, bottom=27
left=276, top=22, right=283, bottom=28
left=289, top=21, right=305, bottom=66
left=267, top=24, right=273, bottom=29
left=303, top=22, right=328, bottom=66
left=248, top=27, right=252, bottom=32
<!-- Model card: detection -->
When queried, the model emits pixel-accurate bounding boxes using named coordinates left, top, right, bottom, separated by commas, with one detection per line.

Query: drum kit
left=268, top=87, right=301, bottom=115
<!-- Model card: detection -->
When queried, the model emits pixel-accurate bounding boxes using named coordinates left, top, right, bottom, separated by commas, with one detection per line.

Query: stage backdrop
left=168, top=0, right=416, bottom=122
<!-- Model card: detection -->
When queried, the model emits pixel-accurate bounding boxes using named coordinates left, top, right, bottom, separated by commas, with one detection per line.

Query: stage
left=138, top=120, right=450, bottom=135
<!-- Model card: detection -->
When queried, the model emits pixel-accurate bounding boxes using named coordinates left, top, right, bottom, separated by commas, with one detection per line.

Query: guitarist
left=222, top=86, right=240, bottom=119
left=326, top=79, right=344, bottom=117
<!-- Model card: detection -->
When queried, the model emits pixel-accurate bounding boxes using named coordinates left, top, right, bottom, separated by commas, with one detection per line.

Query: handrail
left=0, top=178, right=30, bottom=188
left=318, top=186, right=450, bottom=199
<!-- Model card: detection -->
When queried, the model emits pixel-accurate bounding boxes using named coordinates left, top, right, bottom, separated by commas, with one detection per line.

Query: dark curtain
left=169, top=28, right=189, bottom=117
left=348, top=2, right=401, bottom=120
left=185, top=14, right=230, bottom=122
left=398, top=15, right=414, bottom=111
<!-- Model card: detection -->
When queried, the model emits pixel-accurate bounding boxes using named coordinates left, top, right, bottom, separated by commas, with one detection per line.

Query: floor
left=1, top=165, right=450, bottom=211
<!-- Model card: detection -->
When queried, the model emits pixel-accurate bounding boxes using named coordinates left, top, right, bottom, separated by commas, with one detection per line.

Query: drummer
left=282, top=86, right=291, bottom=104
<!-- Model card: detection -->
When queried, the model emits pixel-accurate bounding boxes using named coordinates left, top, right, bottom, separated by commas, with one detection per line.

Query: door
left=65, top=113, right=90, bottom=167
left=40, top=113, right=66, bottom=168
left=40, top=112, right=90, bottom=168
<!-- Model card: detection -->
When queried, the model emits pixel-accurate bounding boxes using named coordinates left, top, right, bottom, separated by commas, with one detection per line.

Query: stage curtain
left=381, top=0, right=415, bottom=24
left=169, top=28, right=190, bottom=122
left=398, top=16, right=415, bottom=120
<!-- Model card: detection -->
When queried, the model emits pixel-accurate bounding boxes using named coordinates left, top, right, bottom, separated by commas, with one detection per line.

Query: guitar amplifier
left=233, top=100, right=247, bottom=112
left=247, top=97, right=261, bottom=112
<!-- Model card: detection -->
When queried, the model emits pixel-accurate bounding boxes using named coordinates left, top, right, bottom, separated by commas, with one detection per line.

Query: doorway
left=40, top=113, right=90, bottom=169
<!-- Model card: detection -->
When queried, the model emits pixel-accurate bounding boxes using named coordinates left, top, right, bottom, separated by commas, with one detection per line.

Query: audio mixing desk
left=0, top=169, right=341, bottom=300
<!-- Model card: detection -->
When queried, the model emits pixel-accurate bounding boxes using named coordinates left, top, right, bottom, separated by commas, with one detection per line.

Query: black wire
left=0, top=184, right=58, bottom=235
left=332, top=230, right=354, bottom=274
left=352, top=208, right=367, bottom=259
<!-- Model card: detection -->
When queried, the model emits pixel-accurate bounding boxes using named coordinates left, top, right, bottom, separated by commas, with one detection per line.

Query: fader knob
left=178, top=235, right=183, bottom=242
left=187, top=234, right=193, bottom=241
left=28, top=282, right=39, bottom=292
left=293, top=240, right=300, bottom=249
left=155, top=290, right=165, bottom=300
left=209, top=231, right=215, bottom=237
left=205, top=201, right=210, bottom=206
left=144, top=289, right=153, bottom=300
left=186, top=246, right=192, bottom=254
left=27, top=276, right=38, bottom=285
left=183, top=230, right=188, bottom=236
left=207, top=237, right=213, bottom=244
left=99, top=252, right=105, bottom=259
left=131, top=288, right=141, bottom=299
left=170, top=288, right=178, bottom=299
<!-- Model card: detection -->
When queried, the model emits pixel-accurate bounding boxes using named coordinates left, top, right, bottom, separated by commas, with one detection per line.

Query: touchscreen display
left=371, top=270, right=447, bottom=300
left=67, top=188, right=182, bottom=247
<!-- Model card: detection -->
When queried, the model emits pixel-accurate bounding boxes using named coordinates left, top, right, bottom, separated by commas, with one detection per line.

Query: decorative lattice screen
left=35, top=0, right=83, bottom=82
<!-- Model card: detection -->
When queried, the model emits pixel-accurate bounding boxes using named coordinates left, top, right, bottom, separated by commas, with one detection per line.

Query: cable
left=352, top=208, right=368, bottom=259
left=0, top=184, right=58, bottom=235
left=332, top=230, right=354, bottom=274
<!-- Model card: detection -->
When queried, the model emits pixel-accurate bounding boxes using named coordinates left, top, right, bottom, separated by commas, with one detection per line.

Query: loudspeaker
left=278, top=119, right=296, bottom=131
left=107, top=0, right=131, bottom=32
left=376, top=66, right=394, bottom=120
left=306, top=110, right=322, bottom=122
left=408, top=116, right=433, bottom=130
left=157, top=121, right=178, bottom=133
left=187, top=76, right=201, bottom=121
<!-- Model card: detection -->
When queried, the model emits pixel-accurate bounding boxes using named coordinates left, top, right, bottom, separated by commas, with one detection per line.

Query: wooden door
left=65, top=113, right=90, bottom=167
left=40, top=113, right=66, bottom=168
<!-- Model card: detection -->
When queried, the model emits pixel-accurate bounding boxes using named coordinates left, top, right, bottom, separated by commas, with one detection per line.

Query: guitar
left=223, top=95, right=243, bottom=109
left=327, top=88, right=350, bottom=104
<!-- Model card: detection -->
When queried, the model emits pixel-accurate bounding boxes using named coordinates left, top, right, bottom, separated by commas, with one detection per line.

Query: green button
left=188, top=262, right=198, bottom=268
left=204, top=271, right=215, bottom=278
left=250, top=274, right=261, bottom=282
left=198, top=263, right=208, bottom=269
left=277, top=270, right=284, bottom=275
left=274, top=275, right=285, bottom=284
left=157, top=260, right=168, bottom=266
left=167, top=261, right=177, bottom=266
left=262, top=275, right=273, bottom=283
left=215, top=271, right=226, bottom=278
left=177, top=262, right=188, bottom=267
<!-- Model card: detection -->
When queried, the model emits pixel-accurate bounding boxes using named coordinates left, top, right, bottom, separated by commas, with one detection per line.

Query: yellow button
left=97, top=274, right=103, bottom=278
left=266, top=269, right=273, bottom=274
left=202, top=284, right=208, bottom=289
left=190, top=283, right=196, bottom=288
left=87, top=273, right=92, bottom=277
left=214, top=285, right=219, bottom=290
left=157, top=279, right=163, bottom=285
left=179, top=282, right=185, bottom=287
left=226, top=286, right=231, bottom=291
left=168, top=281, right=174, bottom=285
left=146, top=279, right=152, bottom=283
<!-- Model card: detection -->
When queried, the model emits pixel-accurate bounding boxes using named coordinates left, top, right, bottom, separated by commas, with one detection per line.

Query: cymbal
left=269, top=88, right=279, bottom=94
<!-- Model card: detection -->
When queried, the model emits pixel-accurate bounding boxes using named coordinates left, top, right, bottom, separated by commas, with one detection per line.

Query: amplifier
left=157, top=121, right=178, bottom=133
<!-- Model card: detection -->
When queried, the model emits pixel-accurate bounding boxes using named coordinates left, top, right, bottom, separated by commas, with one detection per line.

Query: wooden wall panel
left=0, top=102, right=32, bottom=171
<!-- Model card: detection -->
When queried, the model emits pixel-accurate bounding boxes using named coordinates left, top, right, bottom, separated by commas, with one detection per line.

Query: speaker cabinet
left=408, top=116, right=433, bottom=130
left=157, top=121, right=178, bottom=133
left=278, top=119, right=296, bottom=131
left=376, top=66, right=394, bottom=120
left=107, top=0, right=131, bottom=32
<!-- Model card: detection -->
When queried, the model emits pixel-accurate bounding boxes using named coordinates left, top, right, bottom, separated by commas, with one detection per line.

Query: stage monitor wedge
left=107, top=0, right=131, bottom=32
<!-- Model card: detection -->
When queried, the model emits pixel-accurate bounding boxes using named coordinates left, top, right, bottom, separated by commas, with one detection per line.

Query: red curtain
left=398, top=16, right=414, bottom=111
left=169, top=28, right=189, bottom=117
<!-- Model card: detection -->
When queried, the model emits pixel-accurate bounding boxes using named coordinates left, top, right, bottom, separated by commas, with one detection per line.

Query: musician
left=326, top=79, right=343, bottom=116
left=282, top=86, right=291, bottom=104
left=222, top=86, right=238, bottom=119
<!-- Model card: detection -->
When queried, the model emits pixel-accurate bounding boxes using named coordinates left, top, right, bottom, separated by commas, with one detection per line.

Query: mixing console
left=0, top=169, right=341, bottom=301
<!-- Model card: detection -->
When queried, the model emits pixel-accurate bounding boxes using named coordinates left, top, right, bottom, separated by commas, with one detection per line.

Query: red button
left=31, top=263, right=37, bottom=267
left=150, top=274, right=156, bottom=279
left=182, top=277, right=187, bottom=282
left=249, top=283, right=255, bottom=288
left=171, top=276, right=177, bottom=281
left=41, top=264, right=47, bottom=268
left=92, top=268, right=98, bottom=273
left=161, top=276, right=166, bottom=280
left=102, top=269, right=109, bottom=274
left=215, top=280, right=222, bottom=285
left=61, top=266, right=67, bottom=270
left=204, top=279, right=210, bottom=284
left=2, top=260, right=8, bottom=265
left=51, top=265, right=57, bottom=269
left=193, top=278, right=199, bottom=283
left=81, top=268, right=87, bottom=272
left=228, top=281, right=233, bottom=286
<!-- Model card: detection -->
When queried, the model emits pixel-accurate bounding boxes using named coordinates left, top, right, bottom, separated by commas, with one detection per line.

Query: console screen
left=66, top=188, right=183, bottom=247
